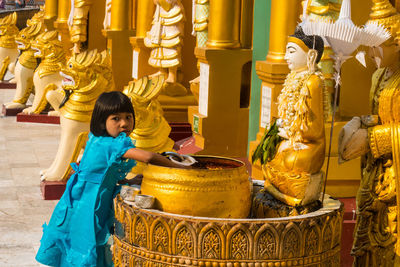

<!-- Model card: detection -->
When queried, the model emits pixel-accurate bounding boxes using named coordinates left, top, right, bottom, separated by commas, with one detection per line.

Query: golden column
left=136, top=0, right=154, bottom=38
left=207, top=0, right=240, bottom=48
left=105, top=0, right=134, bottom=91
left=187, top=0, right=253, bottom=157
left=44, top=0, right=58, bottom=30
left=248, top=0, right=302, bottom=179
left=129, top=0, right=156, bottom=80
left=54, top=0, right=72, bottom=56
left=110, top=0, right=130, bottom=30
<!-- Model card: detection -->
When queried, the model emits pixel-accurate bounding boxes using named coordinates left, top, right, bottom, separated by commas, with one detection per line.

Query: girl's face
left=105, top=112, right=134, bottom=137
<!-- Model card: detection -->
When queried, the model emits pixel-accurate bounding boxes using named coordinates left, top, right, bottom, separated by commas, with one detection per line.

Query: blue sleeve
left=108, top=133, right=135, bottom=165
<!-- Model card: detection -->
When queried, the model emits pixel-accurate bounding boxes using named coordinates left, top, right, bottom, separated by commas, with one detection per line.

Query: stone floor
left=0, top=89, right=58, bottom=266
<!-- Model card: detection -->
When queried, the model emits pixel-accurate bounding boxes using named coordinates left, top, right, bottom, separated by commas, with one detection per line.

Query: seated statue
left=42, top=49, right=114, bottom=181
left=0, top=12, right=19, bottom=80
left=338, top=1, right=400, bottom=265
left=253, top=27, right=326, bottom=215
left=22, top=31, right=65, bottom=115
left=5, top=10, right=45, bottom=109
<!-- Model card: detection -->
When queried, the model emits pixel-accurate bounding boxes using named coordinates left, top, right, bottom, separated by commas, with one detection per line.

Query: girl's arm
left=123, top=148, right=189, bottom=168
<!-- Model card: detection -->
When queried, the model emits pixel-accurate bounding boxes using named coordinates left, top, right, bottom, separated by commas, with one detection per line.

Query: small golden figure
left=69, top=0, right=92, bottom=54
left=0, top=12, right=19, bottom=81
left=5, top=10, right=45, bottom=110
left=144, top=0, right=187, bottom=96
left=22, top=31, right=65, bottom=115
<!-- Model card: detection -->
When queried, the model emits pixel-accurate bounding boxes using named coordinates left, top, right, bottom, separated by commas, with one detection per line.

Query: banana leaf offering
left=252, top=120, right=283, bottom=165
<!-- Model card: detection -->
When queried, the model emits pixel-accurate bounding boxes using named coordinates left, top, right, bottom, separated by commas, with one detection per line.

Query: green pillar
left=247, top=0, right=271, bottom=153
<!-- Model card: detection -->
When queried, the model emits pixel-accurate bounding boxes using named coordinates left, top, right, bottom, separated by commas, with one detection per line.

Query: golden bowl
left=141, top=155, right=251, bottom=218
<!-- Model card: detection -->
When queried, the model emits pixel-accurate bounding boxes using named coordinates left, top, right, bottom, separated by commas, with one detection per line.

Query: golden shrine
left=5, top=0, right=400, bottom=266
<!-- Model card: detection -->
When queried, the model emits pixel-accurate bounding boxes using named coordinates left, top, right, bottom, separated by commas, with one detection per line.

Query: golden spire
left=368, top=0, right=400, bottom=39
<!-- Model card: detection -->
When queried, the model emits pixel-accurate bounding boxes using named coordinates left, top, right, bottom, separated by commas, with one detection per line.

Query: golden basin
left=140, top=156, right=251, bottom=218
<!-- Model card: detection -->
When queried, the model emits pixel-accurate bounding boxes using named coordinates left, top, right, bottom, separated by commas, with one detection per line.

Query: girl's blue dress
left=36, top=132, right=136, bottom=267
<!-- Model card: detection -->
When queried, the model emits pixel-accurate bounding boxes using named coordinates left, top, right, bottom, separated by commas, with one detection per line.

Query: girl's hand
left=123, top=148, right=192, bottom=168
left=119, top=174, right=143, bottom=185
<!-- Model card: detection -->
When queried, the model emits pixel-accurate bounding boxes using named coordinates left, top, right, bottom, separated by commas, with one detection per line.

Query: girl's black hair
left=290, top=26, right=325, bottom=63
left=90, top=91, right=135, bottom=136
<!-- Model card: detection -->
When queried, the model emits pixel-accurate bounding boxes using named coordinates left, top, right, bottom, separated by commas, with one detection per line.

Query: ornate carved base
left=16, top=113, right=60, bottom=124
left=40, top=180, right=66, bottom=200
left=252, top=190, right=322, bottom=218
left=113, top=195, right=343, bottom=266
left=1, top=104, right=26, bottom=116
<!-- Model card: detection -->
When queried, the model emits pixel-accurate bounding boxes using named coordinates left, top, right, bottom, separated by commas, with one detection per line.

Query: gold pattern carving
left=202, top=229, right=221, bottom=259
left=305, top=226, right=320, bottom=256
left=153, top=223, right=169, bottom=253
left=282, top=228, right=301, bottom=258
left=112, top=196, right=343, bottom=266
left=230, top=230, right=249, bottom=259
left=134, top=217, right=147, bottom=248
left=175, top=227, right=194, bottom=257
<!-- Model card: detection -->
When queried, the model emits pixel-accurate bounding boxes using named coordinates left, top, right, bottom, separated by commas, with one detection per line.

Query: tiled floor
left=0, top=89, right=58, bottom=266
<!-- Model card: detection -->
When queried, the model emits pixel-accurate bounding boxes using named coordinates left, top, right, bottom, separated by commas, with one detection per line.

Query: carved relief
left=176, top=227, right=194, bottom=257
left=124, top=211, right=132, bottom=243
left=305, top=226, right=319, bottom=256
left=323, top=223, right=333, bottom=251
left=202, top=229, right=221, bottom=259
left=280, top=223, right=302, bottom=259
left=134, top=217, right=147, bottom=248
left=230, top=230, right=249, bottom=259
left=132, top=257, right=145, bottom=267
left=153, top=223, right=169, bottom=253
left=113, top=196, right=343, bottom=266
left=255, top=224, right=279, bottom=260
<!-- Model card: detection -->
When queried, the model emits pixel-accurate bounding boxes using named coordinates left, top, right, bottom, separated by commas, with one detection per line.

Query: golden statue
left=0, top=12, right=19, bottom=81
left=302, top=0, right=342, bottom=20
left=144, top=0, right=187, bottom=96
left=22, top=31, right=65, bottom=115
left=123, top=75, right=175, bottom=174
left=5, top=11, right=45, bottom=110
left=42, top=49, right=114, bottom=181
left=69, top=0, right=92, bottom=53
left=338, top=1, right=400, bottom=265
left=254, top=27, right=326, bottom=211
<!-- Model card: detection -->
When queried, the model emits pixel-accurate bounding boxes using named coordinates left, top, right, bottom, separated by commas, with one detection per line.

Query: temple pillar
left=129, top=0, right=156, bottom=81
left=187, top=0, right=253, bottom=157
left=44, top=0, right=58, bottom=30
left=54, top=0, right=72, bottom=56
left=104, top=0, right=134, bottom=91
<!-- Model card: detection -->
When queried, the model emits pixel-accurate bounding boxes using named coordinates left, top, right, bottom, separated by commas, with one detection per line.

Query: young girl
left=36, top=91, right=183, bottom=267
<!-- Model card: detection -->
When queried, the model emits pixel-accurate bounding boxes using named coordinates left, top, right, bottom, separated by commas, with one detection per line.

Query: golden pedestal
left=104, top=30, right=134, bottom=91
left=188, top=47, right=252, bottom=157
left=113, top=195, right=343, bottom=266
